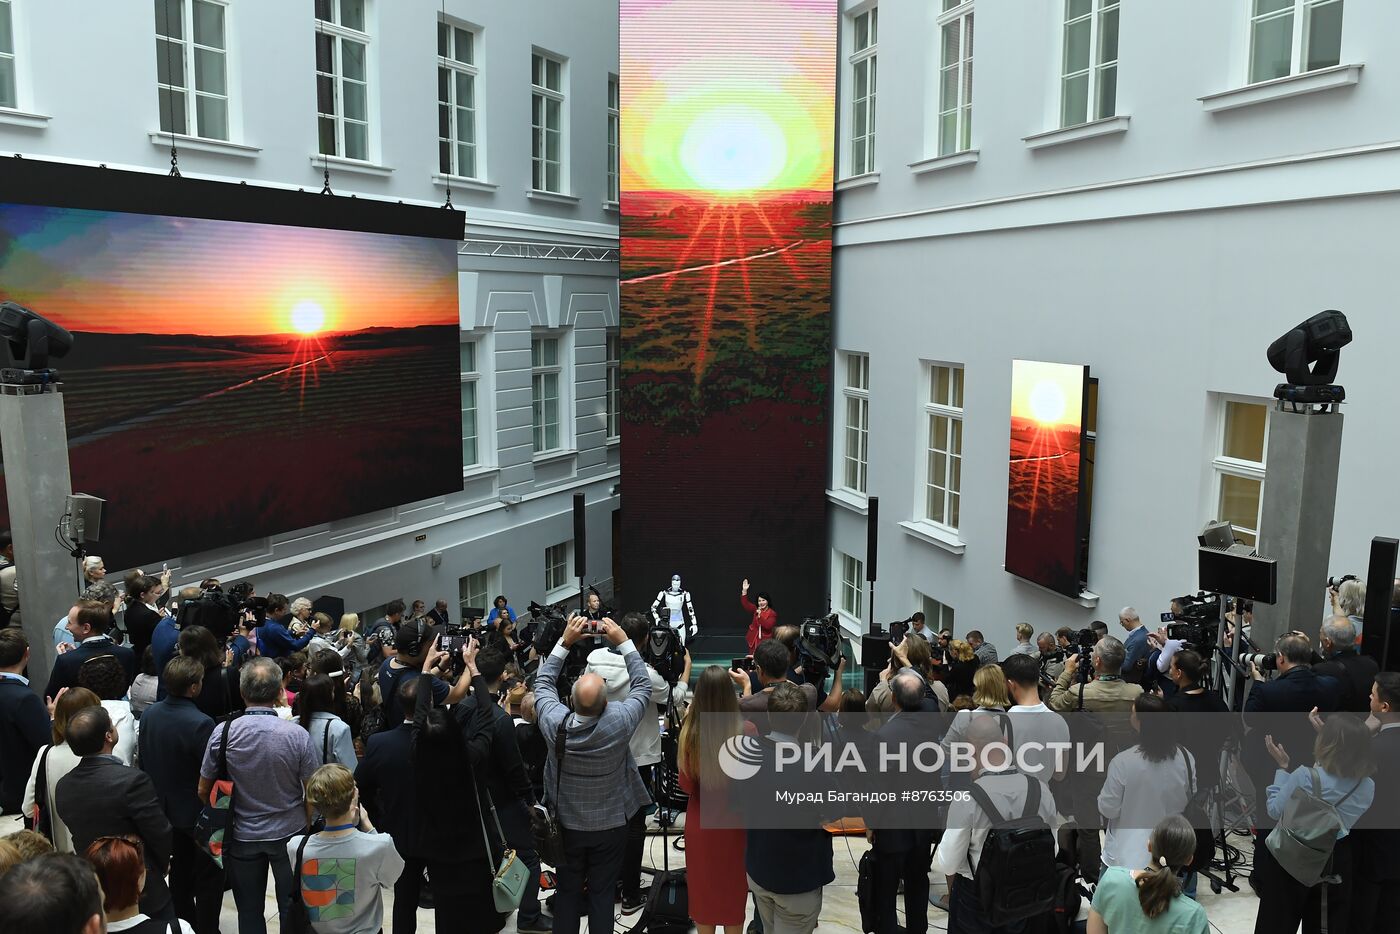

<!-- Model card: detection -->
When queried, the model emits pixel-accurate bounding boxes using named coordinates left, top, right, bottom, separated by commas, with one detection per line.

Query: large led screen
left=620, top=0, right=835, bottom=624
left=0, top=165, right=462, bottom=572
left=1005, top=360, right=1091, bottom=598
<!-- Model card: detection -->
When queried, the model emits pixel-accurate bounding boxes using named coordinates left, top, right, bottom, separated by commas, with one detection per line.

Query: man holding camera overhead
left=585, top=611, right=692, bottom=915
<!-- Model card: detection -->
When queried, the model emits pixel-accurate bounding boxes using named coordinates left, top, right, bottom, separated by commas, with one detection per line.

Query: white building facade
left=828, top=0, right=1396, bottom=648
left=0, top=0, right=620, bottom=620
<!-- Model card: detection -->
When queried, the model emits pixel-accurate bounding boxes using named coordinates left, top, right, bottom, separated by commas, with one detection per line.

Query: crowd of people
left=0, top=567, right=1395, bottom=934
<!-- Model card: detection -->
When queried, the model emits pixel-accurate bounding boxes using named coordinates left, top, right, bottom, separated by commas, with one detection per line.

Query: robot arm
left=650, top=590, right=665, bottom=625
left=684, top=590, right=697, bottom=636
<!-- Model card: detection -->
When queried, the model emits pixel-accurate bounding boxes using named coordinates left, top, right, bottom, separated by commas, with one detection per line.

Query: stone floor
left=5, top=812, right=1265, bottom=932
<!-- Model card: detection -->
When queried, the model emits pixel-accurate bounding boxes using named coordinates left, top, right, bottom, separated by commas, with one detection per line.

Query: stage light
left=0, top=301, right=74, bottom=381
left=1266, top=309, right=1351, bottom=403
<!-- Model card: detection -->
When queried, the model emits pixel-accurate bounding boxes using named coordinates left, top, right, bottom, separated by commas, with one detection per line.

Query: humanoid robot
left=651, top=574, right=698, bottom=645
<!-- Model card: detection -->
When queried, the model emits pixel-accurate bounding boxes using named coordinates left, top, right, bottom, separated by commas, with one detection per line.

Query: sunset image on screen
left=0, top=203, right=462, bottom=570
left=1005, top=360, right=1089, bottom=597
left=620, top=0, right=836, bottom=615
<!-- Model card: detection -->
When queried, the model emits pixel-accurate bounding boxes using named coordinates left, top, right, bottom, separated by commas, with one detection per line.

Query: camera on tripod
left=1164, top=592, right=1222, bottom=651
left=798, top=614, right=842, bottom=686
left=642, top=624, right=686, bottom=685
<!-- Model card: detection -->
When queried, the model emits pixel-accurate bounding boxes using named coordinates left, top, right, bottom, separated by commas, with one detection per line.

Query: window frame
left=915, top=590, right=956, bottom=633
left=837, top=550, right=865, bottom=624
left=0, top=0, right=18, bottom=111
left=460, top=338, right=481, bottom=470
left=531, top=49, right=568, bottom=194
left=155, top=0, right=232, bottom=141
left=1059, top=0, right=1119, bottom=128
left=605, top=328, right=620, bottom=442
left=936, top=0, right=974, bottom=157
left=458, top=566, right=497, bottom=623
left=606, top=74, right=620, bottom=204
left=920, top=362, right=965, bottom=533
left=1248, top=0, right=1344, bottom=85
left=1211, top=396, right=1270, bottom=546
left=838, top=351, right=870, bottom=496
left=545, top=540, right=574, bottom=601
left=315, top=0, right=373, bottom=162
left=531, top=331, right=572, bottom=457
left=847, top=6, right=878, bottom=177
left=437, top=17, right=482, bottom=180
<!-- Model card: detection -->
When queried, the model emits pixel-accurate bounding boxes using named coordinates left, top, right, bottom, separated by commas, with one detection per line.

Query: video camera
left=888, top=618, right=910, bottom=644
left=797, top=614, right=842, bottom=687
left=1164, top=592, right=1221, bottom=650
left=528, top=600, right=592, bottom=700
left=642, top=624, right=687, bottom=686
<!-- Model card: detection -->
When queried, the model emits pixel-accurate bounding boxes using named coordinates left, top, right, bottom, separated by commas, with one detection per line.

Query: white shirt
left=932, top=767, right=1058, bottom=879
left=22, top=743, right=82, bottom=852
left=102, top=699, right=138, bottom=767
left=1006, top=703, right=1072, bottom=781
left=1098, top=745, right=1195, bottom=870
left=107, top=916, right=195, bottom=933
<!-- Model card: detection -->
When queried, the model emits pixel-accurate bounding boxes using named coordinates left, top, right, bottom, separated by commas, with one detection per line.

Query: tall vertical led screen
left=1004, top=360, right=1091, bottom=598
left=620, top=0, right=835, bottom=624
left=0, top=161, right=463, bottom=572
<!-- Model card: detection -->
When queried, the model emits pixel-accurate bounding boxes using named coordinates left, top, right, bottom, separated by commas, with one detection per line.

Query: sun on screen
left=679, top=106, right=788, bottom=192
left=1028, top=380, right=1068, bottom=425
left=290, top=300, right=326, bottom=335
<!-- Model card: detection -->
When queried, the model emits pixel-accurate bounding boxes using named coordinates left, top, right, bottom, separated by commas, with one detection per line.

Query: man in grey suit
left=536, top=616, right=652, bottom=934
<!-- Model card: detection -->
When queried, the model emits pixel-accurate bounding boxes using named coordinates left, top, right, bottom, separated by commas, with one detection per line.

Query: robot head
left=670, top=574, right=682, bottom=593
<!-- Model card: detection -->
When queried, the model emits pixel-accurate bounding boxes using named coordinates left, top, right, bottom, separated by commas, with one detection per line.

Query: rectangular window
left=607, top=75, right=620, bottom=203
left=155, top=0, right=230, bottom=140
left=922, top=363, right=965, bottom=530
left=460, top=341, right=480, bottom=468
left=839, top=551, right=864, bottom=621
left=531, top=335, right=562, bottom=454
left=937, top=1, right=974, bottom=156
left=1249, top=0, right=1343, bottom=85
left=916, top=591, right=956, bottom=633
left=531, top=51, right=565, bottom=193
left=1213, top=398, right=1269, bottom=546
left=458, top=567, right=494, bottom=621
left=849, top=7, right=877, bottom=175
left=437, top=19, right=479, bottom=178
left=841, top=353, right=870, bottom=494
left=1060, top=0, right=1118, bottom=127
left=605, top=329, right=620, bottom=440
left=0, top=0, right=19, bottom=109
left=545, top=541, right=572, bottom=595
left=315, top=0, right=371, bottom=161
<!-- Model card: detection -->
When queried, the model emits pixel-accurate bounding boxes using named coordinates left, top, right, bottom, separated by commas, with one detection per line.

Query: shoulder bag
left=529, top=721, right=568, bottom=867
left=193, top=714, right=239, bottom=866
left=30, top=746, right=52, bottom=839
left=282, top=834, right=314, bottom=934
left=469, top=756, right=530, bottom=911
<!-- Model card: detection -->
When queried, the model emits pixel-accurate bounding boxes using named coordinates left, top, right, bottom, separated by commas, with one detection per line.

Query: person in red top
left=741, top=579, right=777, bottom=655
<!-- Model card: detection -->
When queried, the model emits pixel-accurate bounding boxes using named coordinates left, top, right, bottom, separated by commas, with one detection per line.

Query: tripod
left=636, top=682, right=691, bottom=933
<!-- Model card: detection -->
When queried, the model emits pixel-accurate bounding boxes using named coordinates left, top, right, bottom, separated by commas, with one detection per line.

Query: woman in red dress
left=678, top=665, right=747, bottom=934
left=741, top=579, right=777, bottom=655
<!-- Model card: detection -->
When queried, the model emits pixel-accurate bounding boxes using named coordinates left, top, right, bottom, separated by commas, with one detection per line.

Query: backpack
left=969, top=773, right=1057, bottom=926
left=1179, top=746, right=1216, bottom=876
left=1042, top=863, right=1087, bottom=934
left=1265, top=767, right=1363, bottom=886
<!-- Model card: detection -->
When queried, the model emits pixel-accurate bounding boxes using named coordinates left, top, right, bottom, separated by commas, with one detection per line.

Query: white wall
left=830, top=0, right=1400, bottom=650
left=0, top=0, right=621, bottom=617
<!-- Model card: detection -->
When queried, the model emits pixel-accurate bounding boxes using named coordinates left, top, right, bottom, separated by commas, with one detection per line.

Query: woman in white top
left=1098, top=694, right=1195, bottom=872
left=941, top=665, right=1011, bottom=749
left=23, top=687, right=102, bottom=853
left=298, top=673, right=357, bottom=772
left=85, top=835, right=196, bottom=933
left=76, top=654, right=137, bottom=765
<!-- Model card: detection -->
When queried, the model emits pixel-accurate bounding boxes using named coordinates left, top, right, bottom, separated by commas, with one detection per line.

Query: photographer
left=1312, top=615, right=1378, bottom=713
left=1036, top=632, right=1065, bottom=684
left=737, top=638, right=818, bottom=725
left=376, top=623, right=471, bottom=728
left=257, top=594, right=315, bottom=659
left=1327, top=576, right=1366, bottom=635
left=584, top=611, right=692, bottom=915
left=867, top=636, right=947, bottom=713
left=1047, top=635, right=1142, bottom=713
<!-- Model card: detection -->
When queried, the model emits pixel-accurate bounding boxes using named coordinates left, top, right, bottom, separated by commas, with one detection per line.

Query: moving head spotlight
left=0, top=301, right=74, bottom=384
left=1266, top=309, right=1351, bottom=404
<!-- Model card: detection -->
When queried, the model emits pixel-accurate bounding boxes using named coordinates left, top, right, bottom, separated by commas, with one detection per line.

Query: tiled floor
left=2, top=813, right=1264, bottom=932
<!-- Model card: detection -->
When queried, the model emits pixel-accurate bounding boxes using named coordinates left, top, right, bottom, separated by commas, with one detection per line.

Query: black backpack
left=969, top=774, right=1057, bottom=927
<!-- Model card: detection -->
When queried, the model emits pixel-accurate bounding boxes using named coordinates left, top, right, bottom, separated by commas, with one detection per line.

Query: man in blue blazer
left=139, top=655, right=220, bottom=932
left=44, top=602, right=136, bottom=699
left=0, top=629, right=49, bottom=816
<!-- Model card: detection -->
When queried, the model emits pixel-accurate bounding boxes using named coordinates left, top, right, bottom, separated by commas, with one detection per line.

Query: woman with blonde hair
left=339, top=612, right=370, bottom=676
left=23, top=687, right=101, bottom=852
left=678, top=665, right=747, bottom=934
left=942, top=665, right=1011, bottom=750
left=944, top=639, right=978, bottom=701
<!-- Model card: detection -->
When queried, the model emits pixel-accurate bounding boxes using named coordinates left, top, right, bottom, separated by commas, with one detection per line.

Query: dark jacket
left=0, top=676, right=50, bottom=813
left=356, top=674, right=494, bottom=860
left=1354, top=726, right=1400, bottom=880
left=457, top=691, right=534, bottom=804
left=1243, top=665, right=1342, bottom=714
left=192, top=665, right=243, bottom=722
left=123, top=603, right=162, bottom=664
left=44, top=637, right=136, bottom=699
left=1312, top=650, right=1379, bottom=714
left=57, top=756, right=173, bottom=916
left=137, top=696, right=215, bottom=829
left=870, top=713, right=937, bottom=855
left=744, top=732, right=835, bottom=895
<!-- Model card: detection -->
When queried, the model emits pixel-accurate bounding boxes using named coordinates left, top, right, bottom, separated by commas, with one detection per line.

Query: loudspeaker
left=67, top=493, right=104, bottom=543
left=861, top=633, right=891, bottom=671
left=311, top=594, right=346, bottom=624
left=1362, top=536, right=1399, bottom=670
left=1198, top=546, right=1277, bottom=604
left=866, top=496, right=879, bottom=582
left=573, top=492, right=587, bottom=578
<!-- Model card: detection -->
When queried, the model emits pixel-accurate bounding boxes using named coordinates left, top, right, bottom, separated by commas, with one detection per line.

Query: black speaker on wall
left=866, top=496, right=879, bottom=583
left=1362, top=536, right=1399, bottom=671
left=311, top=595, right=346, bottom=624
left=573, top=492, right=587, bottom=578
